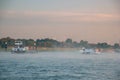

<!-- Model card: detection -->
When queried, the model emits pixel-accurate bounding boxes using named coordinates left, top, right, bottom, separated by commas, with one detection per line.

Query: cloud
left=0, top=10, right=120, bottom=23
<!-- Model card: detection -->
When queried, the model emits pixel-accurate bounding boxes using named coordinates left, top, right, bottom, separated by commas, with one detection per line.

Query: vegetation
left=0, top=37, right=120, bottom=49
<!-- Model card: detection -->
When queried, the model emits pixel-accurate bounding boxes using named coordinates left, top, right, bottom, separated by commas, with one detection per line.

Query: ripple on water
left=0, top=52, right=120, bottom=80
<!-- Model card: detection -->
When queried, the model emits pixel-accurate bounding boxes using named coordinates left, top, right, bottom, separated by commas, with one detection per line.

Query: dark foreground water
left=0, top=51, right=120, bottom=80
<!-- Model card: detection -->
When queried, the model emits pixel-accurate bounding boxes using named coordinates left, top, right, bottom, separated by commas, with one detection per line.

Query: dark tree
left=79, top=40, right=88, bottom=48
left=113, top=43, right=120, bottom=49
left=65, top=38, right=72, bottom=44
left=97, top=42, right=110, bottom=48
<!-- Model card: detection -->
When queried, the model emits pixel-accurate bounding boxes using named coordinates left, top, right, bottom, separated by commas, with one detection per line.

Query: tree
left=65, top=38, right=73, bottom=47
left=73, top=41, right=79, bottom=47
left=65, top=38, right=72, bottom=44
left=35, top=38, right=60, bottom=47
left=26, top=39, right=34, bottom=46
left=113, top=43, right=120, bottom=49
left=97, top=42, right=110, bottom=48
left=79, top=40, right=88, bottom=48
left=0, top=37, right=15, bottom=48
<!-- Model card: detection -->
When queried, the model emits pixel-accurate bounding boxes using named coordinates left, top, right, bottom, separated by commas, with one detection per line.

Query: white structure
left=12, top=41, right=27, bottom=53
left=79, top=47, right=101, bottom=54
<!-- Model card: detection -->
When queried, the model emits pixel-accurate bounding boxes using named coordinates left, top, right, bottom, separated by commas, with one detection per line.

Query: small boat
left=79, top=47, right=97, bottom=54
left=11, top=41, right=27, bottom=53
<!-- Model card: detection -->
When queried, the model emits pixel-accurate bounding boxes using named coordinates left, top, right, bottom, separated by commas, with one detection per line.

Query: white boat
left=11, top=41, right=27, bottom=53
left=79, top=48, right=100, bottom=54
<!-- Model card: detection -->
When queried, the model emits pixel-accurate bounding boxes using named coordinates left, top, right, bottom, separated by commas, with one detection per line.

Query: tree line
left=0, top=37, right=120, bottom=49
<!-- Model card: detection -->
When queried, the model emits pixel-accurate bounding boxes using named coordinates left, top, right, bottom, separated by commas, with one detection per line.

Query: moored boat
left=79, top=47, right=101, bottom=54
left=11, top=41, right=27, bottom=53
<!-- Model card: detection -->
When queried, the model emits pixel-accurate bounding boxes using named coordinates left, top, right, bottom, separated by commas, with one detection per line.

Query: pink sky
left=0, top=0, right=120, bottom=44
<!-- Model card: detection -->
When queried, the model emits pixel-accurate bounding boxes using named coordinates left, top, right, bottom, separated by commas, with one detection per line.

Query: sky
left=0, top=0, right=120, bottom=44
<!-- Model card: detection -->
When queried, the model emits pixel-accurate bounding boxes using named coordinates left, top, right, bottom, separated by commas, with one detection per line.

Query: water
left=0, top=51, right=120, bottom=80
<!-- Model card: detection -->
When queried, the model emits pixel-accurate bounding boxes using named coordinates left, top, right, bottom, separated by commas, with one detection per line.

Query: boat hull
left=11, top=48, right=26, bottom=53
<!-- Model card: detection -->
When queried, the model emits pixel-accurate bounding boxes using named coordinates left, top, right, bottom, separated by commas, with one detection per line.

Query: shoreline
left=0, top=47, right=119, bottom=53
left=0, top=47, right=80, bottom=52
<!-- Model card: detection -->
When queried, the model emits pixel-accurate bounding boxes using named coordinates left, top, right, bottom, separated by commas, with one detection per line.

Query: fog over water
left=0, top=51, right=120, bottom=80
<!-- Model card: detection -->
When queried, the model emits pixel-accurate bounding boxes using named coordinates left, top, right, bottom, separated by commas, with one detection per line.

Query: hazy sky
left=0, top=0, right=120, bottom=44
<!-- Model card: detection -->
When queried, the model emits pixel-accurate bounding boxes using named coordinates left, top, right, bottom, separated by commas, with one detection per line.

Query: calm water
left=0, top=51, right=120, bottom=80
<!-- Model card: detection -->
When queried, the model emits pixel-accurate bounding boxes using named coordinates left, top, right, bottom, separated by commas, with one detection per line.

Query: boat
left=79, top=47, right=101, bottom=54
left=11, top=41, right=27, bottom=53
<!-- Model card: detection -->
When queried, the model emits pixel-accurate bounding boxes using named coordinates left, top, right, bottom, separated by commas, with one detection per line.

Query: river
left=0, top=51, right=120, bottom=80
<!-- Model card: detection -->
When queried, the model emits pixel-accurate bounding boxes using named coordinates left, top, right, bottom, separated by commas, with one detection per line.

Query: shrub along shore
left=0, top=37, right=120, bottom=52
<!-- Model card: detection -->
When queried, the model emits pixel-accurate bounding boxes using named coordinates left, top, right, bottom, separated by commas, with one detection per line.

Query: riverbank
left=0, top=46, right=120, bottom=53
left=0, top=47, right=80, bottom=52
